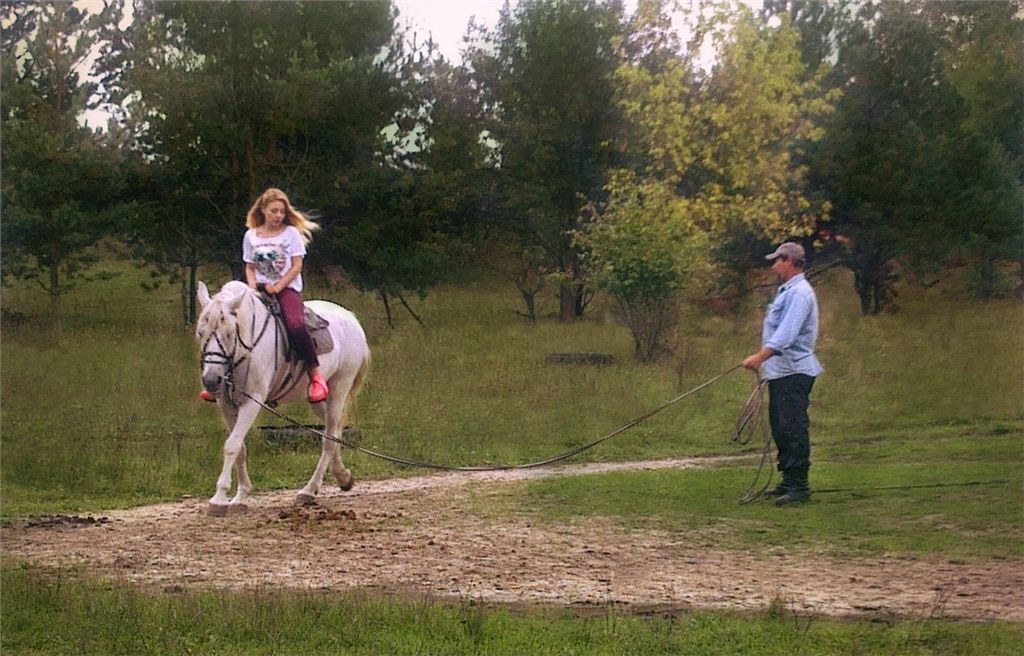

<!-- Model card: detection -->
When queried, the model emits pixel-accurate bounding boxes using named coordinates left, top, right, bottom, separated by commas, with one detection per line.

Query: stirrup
left=308, top=374, right=329, bottom=403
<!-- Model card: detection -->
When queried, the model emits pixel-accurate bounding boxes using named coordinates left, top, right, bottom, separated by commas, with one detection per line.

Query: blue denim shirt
left=761, top=273, right=823, bottom=381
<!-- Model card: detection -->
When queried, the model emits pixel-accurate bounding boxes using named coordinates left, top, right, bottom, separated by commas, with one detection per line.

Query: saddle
left=301, top=307, right=335, bottom=356
left=258, top=292, right=335, bottom=357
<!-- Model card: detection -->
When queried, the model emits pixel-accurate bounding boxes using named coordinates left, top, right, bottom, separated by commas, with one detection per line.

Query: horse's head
left=195, top=281, right=251, bottom=397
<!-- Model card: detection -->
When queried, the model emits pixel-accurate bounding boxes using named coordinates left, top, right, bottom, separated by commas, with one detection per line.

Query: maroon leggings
left=277, top=288, right=319, bottom=370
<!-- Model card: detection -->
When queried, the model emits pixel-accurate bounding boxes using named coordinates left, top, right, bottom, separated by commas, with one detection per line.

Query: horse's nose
left=202, top=374, right=222, bottom=393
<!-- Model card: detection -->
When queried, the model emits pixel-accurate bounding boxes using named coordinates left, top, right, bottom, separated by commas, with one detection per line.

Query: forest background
left=1, top=0, right=1021, bottom=360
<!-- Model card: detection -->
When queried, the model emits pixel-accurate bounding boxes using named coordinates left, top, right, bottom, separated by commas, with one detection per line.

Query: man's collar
left=779, top=272, right=807, bottom=292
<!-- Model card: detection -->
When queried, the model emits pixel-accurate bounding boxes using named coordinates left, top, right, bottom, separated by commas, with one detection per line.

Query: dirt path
left=3, top=457, right=1021, bottom=622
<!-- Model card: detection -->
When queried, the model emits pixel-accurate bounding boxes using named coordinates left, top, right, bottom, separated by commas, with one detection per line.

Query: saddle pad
left=304, top=307, right=334, bottom=355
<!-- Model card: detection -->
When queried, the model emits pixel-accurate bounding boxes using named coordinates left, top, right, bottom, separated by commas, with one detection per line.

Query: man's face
left=772, top=256, right=799, bottom=282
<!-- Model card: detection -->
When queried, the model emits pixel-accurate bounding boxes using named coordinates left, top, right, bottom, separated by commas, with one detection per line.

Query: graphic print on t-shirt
left=253, top=243, right=288, bottom=282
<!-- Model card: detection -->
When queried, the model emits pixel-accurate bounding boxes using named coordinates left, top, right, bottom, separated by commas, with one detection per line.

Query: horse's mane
left=212, top=280, right=252, bottom=306
left=197, top=281, right=256, bottom=339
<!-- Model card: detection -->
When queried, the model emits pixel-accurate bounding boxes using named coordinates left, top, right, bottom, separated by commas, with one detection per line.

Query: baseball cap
left=765, top=242, right=805, bottom=262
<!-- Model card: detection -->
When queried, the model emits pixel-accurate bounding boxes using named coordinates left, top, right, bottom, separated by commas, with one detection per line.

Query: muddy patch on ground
left=3, top=457, right=1021, bottom=622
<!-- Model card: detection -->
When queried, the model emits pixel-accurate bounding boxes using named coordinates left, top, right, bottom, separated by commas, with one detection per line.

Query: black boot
left=774, top=468, right=810, bottom=506
left=774, top=488, right=810, bottom=506
left=764, top=466, right=797, bottom=498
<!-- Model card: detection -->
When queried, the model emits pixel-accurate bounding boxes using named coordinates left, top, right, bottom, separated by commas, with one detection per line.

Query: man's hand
left=742, top=347, right=776, bottom=371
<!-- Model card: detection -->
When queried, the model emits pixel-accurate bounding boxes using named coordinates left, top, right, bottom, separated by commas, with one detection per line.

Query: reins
left=230, top=363, right=746, bottom=472
left=237, top=294, right=277, bottom=353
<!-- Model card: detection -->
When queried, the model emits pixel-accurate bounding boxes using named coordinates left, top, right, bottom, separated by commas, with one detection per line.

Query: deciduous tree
left=585, top=3, right=833, bottom=359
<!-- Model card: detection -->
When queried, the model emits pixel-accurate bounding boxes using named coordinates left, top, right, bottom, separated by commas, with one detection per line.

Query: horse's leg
left=328, top=386, right=355, bottom=491
left=229, top=441, right=253, bottom=510
left=296, top=384, right=350, bottom=505
left=333, top=358, right=368, bottom=490
left=209, top=400, right=260, bottom=516
left=217, top=404, right=253, bottom=506
left=331, top=358, right=368, bottom=490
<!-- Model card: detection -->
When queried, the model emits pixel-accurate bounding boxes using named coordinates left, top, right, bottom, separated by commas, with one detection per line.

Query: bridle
left=199, top=328, right=243, bottom=372
left=198, top=318, right=248, bottom=407
left=198, top=294, right=277, bottom=406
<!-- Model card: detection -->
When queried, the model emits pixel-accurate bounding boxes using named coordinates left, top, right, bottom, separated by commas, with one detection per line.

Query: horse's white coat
left=196, top=281, right=370, bottom=515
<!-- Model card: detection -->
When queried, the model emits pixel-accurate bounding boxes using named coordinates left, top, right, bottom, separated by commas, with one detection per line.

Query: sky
left=392, top=0, right=766, bottom=64
left=393, top=0, right=510, bottom=62
left=78, top=0, right=738, bottom=129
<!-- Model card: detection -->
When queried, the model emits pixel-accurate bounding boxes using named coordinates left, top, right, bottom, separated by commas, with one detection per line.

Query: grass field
left=2, top=256, right=1022, bottom=653
left=3, top=566, right=1023, bottom=656
left=2, top=260, right=1020, bottom=514
left=503, top=451, right=1021, bottom=558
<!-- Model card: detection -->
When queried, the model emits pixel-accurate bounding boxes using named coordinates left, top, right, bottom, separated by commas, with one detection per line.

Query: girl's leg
left=277, top=288, right=328, bottom=401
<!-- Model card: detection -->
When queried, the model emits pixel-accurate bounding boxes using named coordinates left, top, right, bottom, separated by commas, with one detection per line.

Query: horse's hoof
left=295, top=493, right=318, bottom=507
left=228, top=503, right=250, bottom=515
left=336, top=469, right=355, bottom=492
left=207, top=503, right=229, bottom=517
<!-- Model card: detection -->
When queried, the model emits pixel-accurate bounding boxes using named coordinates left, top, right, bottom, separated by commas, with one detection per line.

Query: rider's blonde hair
left=245, top=187, right=319, bottom=245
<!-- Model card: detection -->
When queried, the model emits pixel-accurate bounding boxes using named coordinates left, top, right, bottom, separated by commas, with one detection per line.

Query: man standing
left=743, top=242, right=823, bottom=506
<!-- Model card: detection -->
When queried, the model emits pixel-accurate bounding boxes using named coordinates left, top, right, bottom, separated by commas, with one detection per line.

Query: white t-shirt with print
left=242, top=225, right=307, bottom=292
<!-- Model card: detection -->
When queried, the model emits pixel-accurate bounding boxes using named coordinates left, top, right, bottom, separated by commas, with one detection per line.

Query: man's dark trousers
left=768, top=374, right=815, bottom=487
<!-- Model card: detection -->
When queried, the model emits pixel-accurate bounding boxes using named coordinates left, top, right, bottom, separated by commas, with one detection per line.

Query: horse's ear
left=225, top=287, right=246, bottom=311
left=197, top=281, right=211, bottom=310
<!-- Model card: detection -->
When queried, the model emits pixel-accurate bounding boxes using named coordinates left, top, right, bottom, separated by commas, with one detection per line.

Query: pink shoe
left=308, top=374, right=329, bottom=403
left=199, top=390, right=217, bottom=403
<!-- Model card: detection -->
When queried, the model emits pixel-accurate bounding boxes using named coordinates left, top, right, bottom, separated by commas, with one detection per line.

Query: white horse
left=195, top=280, right=370, bottom=516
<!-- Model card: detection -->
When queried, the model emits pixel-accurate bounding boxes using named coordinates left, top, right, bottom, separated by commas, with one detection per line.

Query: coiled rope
left=731, top=377, right=776, bottom=504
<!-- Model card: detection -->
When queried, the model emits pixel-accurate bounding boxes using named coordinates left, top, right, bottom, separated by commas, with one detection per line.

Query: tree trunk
left=558, top=282, right=579, bottom=322
left=396, top=292, right=425, bottom=326
left=49, top=265, right=62, bottom=342
left=854, top=272, right=873, bottom=315
left=558, top=247, right=587, bottom=321
left=180, top=265, right=190, bottom=327
left=851, top=249, right=896, bottom=315
left=622, top=296, right=676, bottom=363
left=977, top=249, right=996, bottom=299
left=379, top=290, right=394, bottom=328
left=519, top=288, right=537, bottom=322
left=189, top=259, right=198, bottom=325
left=1017, top=246, right=1024, bottom=301
left=181, top=252, right=200, bottom=327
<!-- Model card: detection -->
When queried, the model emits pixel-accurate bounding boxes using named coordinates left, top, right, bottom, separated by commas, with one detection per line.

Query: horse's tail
left=351, top=348, right=370, bottom=401
left=344, top=347, right=371, bottom=428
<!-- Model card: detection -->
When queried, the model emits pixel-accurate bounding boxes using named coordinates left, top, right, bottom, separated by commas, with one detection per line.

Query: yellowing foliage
left=590, top=8, right=837, bottom=302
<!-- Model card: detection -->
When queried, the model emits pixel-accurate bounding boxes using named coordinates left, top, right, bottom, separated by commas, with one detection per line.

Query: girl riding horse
left=199, top=187, right=329, bottom=404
